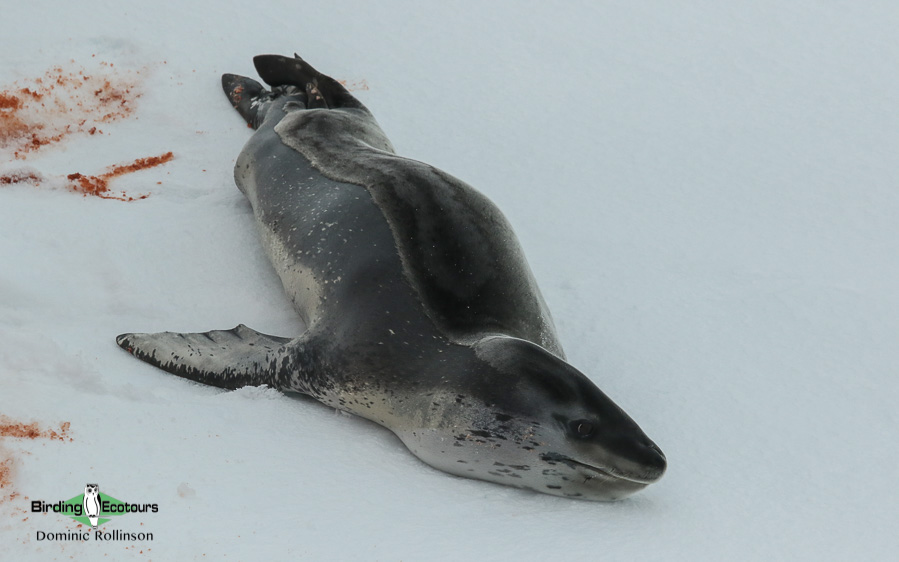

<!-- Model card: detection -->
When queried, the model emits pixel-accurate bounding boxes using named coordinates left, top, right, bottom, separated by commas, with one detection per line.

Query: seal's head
left=403, top=336, right=666, bottom=501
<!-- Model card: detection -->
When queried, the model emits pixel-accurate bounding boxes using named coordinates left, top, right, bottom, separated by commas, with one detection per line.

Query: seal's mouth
left=565, top=458, right=655, bottom=485
left=541, top=453, right=654, bottom=485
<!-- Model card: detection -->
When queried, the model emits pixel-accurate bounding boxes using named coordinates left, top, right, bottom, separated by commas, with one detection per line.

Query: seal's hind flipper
left=116, top=325, right=295, bottom=390
left=222, top=74, right=270, bottom=128
left=252, top=54, right=367, bottom=111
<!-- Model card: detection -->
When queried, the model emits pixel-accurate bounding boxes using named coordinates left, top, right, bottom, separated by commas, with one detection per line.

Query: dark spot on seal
left=546, top=485, right=562, bottom=490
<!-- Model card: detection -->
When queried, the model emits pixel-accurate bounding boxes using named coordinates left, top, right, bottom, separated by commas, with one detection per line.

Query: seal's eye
left=573, top=420, right=594, bottom=438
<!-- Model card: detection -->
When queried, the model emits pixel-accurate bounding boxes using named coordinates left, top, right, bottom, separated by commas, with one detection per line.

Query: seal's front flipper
left=116, top=324, right=295, bottom=390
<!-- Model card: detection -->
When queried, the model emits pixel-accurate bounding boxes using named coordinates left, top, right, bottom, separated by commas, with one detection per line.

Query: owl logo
left=83, top=484, right=101, bottom=529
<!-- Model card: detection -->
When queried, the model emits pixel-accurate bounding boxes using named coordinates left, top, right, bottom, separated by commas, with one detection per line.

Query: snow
left=2, top=1, right=898, bottom=560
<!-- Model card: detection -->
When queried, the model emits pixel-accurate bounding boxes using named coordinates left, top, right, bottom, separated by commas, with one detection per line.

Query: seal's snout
left=607, top=434, right=667, bottom=483
left=643, top=441, right=667, bottom=481
left=624, top=439, right=666, bottom=483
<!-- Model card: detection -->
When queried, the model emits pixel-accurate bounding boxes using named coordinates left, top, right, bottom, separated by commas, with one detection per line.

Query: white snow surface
left=2, top=1, right=897, bottom=560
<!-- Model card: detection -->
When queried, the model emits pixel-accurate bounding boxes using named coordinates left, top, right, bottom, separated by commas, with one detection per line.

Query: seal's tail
left=222, top=54, right=368, bottom=129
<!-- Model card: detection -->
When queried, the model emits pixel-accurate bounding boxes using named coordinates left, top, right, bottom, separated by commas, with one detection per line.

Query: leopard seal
left=116, top=53, right=666, bottom=501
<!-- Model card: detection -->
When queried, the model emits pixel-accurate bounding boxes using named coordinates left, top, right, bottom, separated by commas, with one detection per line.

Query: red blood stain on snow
left=0, top=417, right=72, bottom=441
left=337, top=78, right=369, bottom=91
left=0, top=417, right=72, bottom=506
left=0, top=451, right=15, bottom=499
left=0, top=63, right=143, bottom=159
left=0, top=62, right=174, bottom=201
left=1, top=152, right=174, bottom=201
left=0, top=93, right=23, bottom=110
left=0, top=169, right=43, bottom=185
left=66, top=152, right=174, bottom=201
